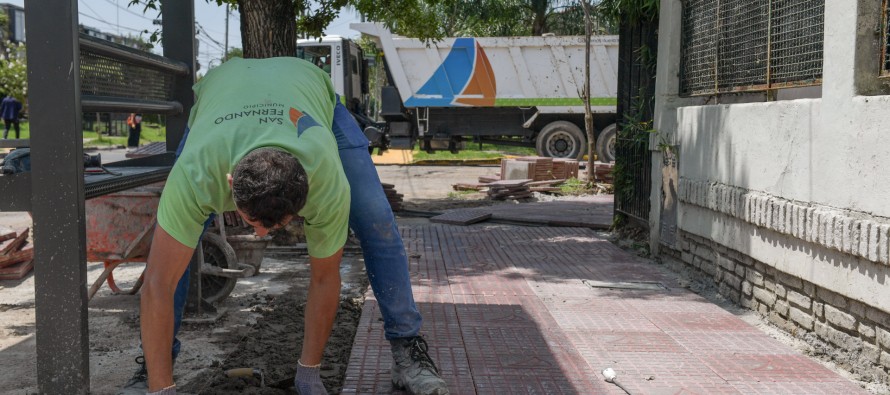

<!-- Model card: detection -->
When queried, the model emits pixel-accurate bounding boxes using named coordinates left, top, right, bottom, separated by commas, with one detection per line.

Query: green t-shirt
left=157, top=57, right=350, bottom=259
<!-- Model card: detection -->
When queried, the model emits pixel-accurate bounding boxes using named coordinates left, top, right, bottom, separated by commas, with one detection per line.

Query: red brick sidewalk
left=342, top=224, right=867, bottom=394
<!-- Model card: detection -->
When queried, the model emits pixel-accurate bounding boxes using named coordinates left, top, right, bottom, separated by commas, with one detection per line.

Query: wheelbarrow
left=84, top=182, right=262, bottom=303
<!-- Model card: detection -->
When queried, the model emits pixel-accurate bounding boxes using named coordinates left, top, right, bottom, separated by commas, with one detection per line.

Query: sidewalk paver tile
left=342, top=223, right=870, bottom=394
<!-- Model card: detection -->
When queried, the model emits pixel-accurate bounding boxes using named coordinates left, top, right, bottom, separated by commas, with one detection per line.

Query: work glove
left=295, top=364, right=327, bottom=395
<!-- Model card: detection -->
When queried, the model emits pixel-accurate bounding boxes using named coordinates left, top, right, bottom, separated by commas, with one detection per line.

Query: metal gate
left=614, top=17, right=657, bottom=227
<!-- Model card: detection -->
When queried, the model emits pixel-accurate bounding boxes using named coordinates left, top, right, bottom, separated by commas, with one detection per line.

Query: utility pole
left=224, top=3, right=229, bottom=61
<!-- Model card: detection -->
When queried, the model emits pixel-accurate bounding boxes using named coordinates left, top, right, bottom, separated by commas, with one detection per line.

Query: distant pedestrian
left=127, top=113, right=142, bottom=149
left=1, top=94, right=22, bottom=139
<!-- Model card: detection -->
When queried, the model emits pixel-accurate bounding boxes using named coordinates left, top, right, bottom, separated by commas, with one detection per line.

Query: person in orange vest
left=127, top=113, right=142, bottom=149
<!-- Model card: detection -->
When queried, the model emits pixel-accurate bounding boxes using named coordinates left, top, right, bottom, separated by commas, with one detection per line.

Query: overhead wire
left=78, top=13, right=146, bottom=34
left=101, top=0, right=157, bottom=21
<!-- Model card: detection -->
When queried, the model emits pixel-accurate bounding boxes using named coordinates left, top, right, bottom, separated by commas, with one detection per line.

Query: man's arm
left=299, top=247, right=344, bottom=365
left=141, top=226, right=195, bottom=392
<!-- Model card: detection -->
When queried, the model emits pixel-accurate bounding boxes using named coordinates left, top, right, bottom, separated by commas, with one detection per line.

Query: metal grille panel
left=681, top=0, right=719, bottom=95
left=717, top=0, right=769, bottom=90
left=680, top=0, right=824, bottom=96
left=80, top=48, right=174, bottom=102
left=770, top=0, right=823, bottom=84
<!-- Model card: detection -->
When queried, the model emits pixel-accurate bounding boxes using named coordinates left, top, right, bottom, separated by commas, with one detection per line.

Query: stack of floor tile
left=516, top=156, right=553, bottom=180
left=0, top=228, right=33, bottom=280
left=382, top=183, right=403, bottom=212
left=592, top=162, right=614, bottom=183
left=551, top=159, right=580, bottom=179
left=486, top=179, right=532, bottom=200
left=500, top=159, right=536, bottom=180
left=502, top=156, right=579, bottom=181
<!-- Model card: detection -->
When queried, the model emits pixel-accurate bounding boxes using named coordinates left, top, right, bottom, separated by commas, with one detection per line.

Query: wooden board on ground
left=526, top=179, right=565, bottom=187
left=0, top=231, right=16, bottom=243
left=485, top=179, right=531, bottom=187
left=0, top=244, right=33, bottom=268
left=0, top=259, right=34, bottom=280
left=430, top=211, right=493, bottom=226
left=0, top=227, right=28, bottom=255
left=453, top=183, right=484, bottom=191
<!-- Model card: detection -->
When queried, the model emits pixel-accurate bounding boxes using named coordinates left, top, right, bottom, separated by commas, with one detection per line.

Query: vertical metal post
left=161, top=0, right=202, bottom=313
left=25, top=0, right=90, bottom=393
left=161, top=0, right=196, bottom=152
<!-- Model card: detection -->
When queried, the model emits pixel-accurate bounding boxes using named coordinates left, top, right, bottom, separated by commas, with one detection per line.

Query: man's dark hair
left=232, top=147, right=308, bottom=228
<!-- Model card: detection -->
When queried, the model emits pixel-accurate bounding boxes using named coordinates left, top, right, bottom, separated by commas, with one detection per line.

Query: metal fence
left=680, top=0, right=824, bottom=96
left=883, top=0, right=890, bottom=77
left=614, top=19, right=656, bottom=227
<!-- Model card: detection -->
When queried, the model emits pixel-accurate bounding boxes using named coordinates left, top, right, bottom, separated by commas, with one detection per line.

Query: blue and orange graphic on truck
left=405, top=38, right=497, bottom=107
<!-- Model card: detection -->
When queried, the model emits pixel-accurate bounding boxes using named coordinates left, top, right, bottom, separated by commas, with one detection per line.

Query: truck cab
left=296, top=37, right=368, bottom=115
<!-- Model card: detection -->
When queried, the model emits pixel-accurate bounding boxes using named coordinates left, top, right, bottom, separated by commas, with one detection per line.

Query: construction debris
left=450, top=156, right=584, bottom=200
left=500, top=157, right=579, bottom=182
left=486, top=179, right=532, bottom=200
left=591, top=162, right=614, bottom=184
left=382, top=183, right=403, bottom=212
left=0, top=227, right=33, bottom=280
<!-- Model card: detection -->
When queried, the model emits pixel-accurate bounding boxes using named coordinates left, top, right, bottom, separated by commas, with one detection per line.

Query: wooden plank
left=453, top=183, right=484, bottom=191
left=485, top=179, right=532, bottom=187
left=478, top=176, right=498, bottom=184
left=526, top=179, right=566, bottom=187
left=0, top=244, right=33, bottom=268
left=0, top=231, right=16, bottom=243
left=0, top=259, right=34, bottom=280
left=529, top=187, right=562, bottom=192
left=0, top=227, right=29, bottom=255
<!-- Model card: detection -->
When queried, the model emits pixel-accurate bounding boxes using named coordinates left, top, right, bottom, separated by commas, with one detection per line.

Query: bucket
left=226, top=235, right=271, bottom=276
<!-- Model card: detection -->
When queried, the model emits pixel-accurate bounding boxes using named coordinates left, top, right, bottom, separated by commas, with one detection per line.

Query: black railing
left=614, top=17, right=656, bottom=227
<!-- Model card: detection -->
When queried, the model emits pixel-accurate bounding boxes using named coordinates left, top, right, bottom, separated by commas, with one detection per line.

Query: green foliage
left=559, top=177, right=594, bottom=195
left=131, top=0, right=448, bottom=42
left=424, top=0, right=530, bottom=37
left=0, top=42, right=27, bottom=102
left=597, top=0, right=659, bottom=24
left=225, top=47, right=243, bottom=59
left=447, top=190, right=477, bottom=199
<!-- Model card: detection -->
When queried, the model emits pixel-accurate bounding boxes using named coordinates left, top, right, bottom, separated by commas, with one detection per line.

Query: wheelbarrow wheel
left=201, top=232, right=238, bottom=304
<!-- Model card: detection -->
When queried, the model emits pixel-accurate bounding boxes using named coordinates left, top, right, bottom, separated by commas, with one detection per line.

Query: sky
left=3, top=0, right=360, bottom=71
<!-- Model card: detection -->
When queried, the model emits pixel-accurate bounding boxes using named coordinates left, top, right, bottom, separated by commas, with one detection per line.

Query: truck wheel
left=200, top=232, right=238, bottom=304
left=595, top=123, right=617, bottom=163
left=536, top=121, right=587, bottom=159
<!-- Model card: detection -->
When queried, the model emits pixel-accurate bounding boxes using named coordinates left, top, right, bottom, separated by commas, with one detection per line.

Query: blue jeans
left=167, top=98, right=422, bottom=360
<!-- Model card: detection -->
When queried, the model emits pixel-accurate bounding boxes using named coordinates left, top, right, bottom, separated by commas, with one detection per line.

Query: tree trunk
left=238, top=0, right=297, bottom=58
left=532, top=13, right=547, bottom=35
left=581, top=0, right=596, bottom=183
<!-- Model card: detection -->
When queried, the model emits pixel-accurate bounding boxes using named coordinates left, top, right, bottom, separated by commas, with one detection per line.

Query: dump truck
left=297, top=23, right=619, bottom=161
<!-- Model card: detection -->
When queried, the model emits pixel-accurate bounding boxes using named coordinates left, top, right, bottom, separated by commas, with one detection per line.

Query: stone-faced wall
left=663, top=231, right=890, bottom=383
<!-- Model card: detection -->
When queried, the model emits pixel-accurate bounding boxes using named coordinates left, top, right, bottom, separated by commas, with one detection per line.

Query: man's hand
left=294, top=364, right=327, bottom=395
left=141, top=226, right=195, bottom=392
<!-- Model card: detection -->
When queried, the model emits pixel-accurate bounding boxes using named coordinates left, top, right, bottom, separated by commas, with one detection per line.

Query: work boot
left=390, top=336, right=450, bottom=395
left=116, top=356, right=148, bottom=395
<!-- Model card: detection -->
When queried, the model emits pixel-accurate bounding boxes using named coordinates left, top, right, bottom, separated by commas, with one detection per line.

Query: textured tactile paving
left=341, top=223, right=869, bottom=394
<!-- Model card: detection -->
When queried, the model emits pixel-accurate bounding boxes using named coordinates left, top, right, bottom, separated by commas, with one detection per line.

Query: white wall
left=653, top=0, right=890, bottom=311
